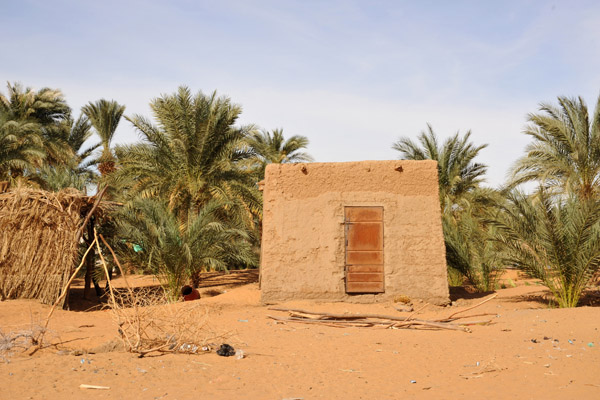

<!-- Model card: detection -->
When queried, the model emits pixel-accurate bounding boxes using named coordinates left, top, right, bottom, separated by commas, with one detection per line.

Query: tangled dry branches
left=98, top=232, right=226, bottom=357
left=108, top=287, right=222, bottom=357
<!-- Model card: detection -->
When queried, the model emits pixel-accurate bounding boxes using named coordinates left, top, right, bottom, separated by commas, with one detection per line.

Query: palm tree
left=113, top=86, right=261, bottom=225
left=82, top=99, right=125, bottom=176
left=115, top=197, right=257, bottom=300
left=393, top=125, right=499, bottom=290
left=393, top=123, right=488, bottom=208
left=493, top=189, right=600, bottom=307
left=0, top=82, right=73, bottom=177
left=510, top=95, right=600, bottom=199
left=36, top=115, right=100, bottom=191
left=0, top=82, right=70, bottom=125
left=0, top=117, right=44, bottom=180
left=443, top=199, right=504, bottom=291
left=248, top=128, right=313, bottom=176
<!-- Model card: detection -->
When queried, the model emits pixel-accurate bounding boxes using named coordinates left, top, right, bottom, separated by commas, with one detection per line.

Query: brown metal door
left=345, top=206, right=384, bottom=293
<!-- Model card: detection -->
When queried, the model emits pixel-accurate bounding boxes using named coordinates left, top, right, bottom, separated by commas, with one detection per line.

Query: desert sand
left=1, top=271, right=600, bottom=400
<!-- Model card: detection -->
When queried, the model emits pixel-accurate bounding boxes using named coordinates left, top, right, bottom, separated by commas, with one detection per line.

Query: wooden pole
left=75, top=185, right=108, bottom=245
left=83, top=218, right=95, bottom=300
left=30, top=239, right=97, bottom=354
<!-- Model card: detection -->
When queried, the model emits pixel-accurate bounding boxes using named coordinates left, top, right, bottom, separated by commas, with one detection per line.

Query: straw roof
left=0, top=187, right=106, bottom=306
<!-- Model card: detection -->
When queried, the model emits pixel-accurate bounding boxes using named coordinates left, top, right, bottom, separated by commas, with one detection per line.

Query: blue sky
left=2, top=0, right=599, bottom=187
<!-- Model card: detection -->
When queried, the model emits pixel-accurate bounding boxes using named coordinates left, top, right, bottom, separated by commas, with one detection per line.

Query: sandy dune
left=1, top=273, right=600, bottom=399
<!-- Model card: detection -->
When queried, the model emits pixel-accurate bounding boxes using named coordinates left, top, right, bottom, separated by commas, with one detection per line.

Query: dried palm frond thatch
left=0, top=188, right=97, bottom=306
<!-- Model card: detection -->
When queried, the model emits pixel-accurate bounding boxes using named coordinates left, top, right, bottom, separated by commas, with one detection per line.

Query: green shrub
left=493, top=190, right=600, bottom=307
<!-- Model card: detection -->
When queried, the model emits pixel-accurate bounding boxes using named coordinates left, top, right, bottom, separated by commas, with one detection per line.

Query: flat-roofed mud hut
left=0, top=187, right=106, bottom=307
left=260, top=160, right=449, bottom=305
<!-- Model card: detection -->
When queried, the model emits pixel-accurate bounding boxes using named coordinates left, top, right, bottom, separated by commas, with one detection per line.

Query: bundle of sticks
left=268, top=294, right=498, bottom=333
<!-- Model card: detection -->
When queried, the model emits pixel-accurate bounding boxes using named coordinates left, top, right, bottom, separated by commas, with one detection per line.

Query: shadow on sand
left=449, top=286, right=495, bottom=302
left=67, top=269, right=260, bottom=312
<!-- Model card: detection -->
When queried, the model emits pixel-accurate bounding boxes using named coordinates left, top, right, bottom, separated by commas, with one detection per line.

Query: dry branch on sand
left=97, top=233, right=224, bottom=357
left=108, top=286, right=220, bottom=357
left=20, top=229, right=226, bottom=358
left=268, top=296, right=498, bottom=333
left=1, top=327, right=43, bottom=362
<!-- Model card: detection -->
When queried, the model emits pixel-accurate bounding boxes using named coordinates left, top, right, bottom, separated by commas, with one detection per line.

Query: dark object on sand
left=216, top=344, right=236, bottom=357
left=182, top=285, right=201, bottom=301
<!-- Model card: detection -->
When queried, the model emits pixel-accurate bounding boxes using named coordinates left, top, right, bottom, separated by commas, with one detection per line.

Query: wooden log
left=268, top=315, right=374, bottom=328
left=268, top=315, right=471, bottom=332
left=269, top=307, right=413, bottom=322
left=391, top=320, right=471, bottom=332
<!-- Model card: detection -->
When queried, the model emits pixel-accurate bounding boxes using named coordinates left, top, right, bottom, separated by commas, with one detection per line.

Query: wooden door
left=344, top=206, right=384, bottom=293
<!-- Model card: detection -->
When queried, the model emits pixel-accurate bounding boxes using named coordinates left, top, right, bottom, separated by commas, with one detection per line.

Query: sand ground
left=1, top=271, right=600, bottom=400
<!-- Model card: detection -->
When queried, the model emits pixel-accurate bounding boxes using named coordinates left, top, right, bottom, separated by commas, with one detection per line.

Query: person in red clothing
left=181, top=285, right=200, bottom=301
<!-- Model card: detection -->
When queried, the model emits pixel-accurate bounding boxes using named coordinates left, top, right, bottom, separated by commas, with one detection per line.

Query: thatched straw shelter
left=0, top=187, right=105, bottom=307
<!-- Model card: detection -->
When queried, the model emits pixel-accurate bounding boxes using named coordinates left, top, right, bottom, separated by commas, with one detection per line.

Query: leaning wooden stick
left=405, top=303, right=429, bottom=321
left=97, top=232, right=140, bottom=350
left=30, top=239, right=97, bottom=355
left=445, top=294, right=498, bottom=320
left=98, top=233, right=133, bottom=293
left=94, top=228, right=118, bottom=308
left=436, top=312, right=498, bottom=323
left=74, top=185, right=108, bottom=244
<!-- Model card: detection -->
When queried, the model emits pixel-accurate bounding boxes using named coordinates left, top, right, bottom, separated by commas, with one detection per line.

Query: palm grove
left=2, top=82, right=599, bottom=307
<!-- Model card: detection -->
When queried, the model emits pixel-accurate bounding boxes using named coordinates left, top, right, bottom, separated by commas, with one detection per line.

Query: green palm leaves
left=115, top=198, right=256, bottom=300
left=113, top=86, right=260, bottom=223
left=250, top=128, right=312, bottom=162
left=501, top=94, right=600, bottom=307
left=393, top=123, right=488, bottom=206
left=0, top=82, right=71, bottom=180
left=82, top=99, right=125, bottom=176
left=511, top=95, right=600, bottom=199
left=393, top=125, right=500, bottom=292
left=494, top=190, right=600, bottom=307
left=0, top=118, right=45, bottom=179
left=111, top=87, right=262, bottom=294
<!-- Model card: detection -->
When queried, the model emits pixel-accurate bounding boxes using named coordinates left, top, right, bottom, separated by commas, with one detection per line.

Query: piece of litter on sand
left=587, top=342, right=594, bottom=347
left=238, top=319, right=248, bottom=323
left=216, top=344, right=236, bottom=357
left=340, top=369, right=361, bottom=373
left=79, top=384, right=110, bottom=390
left=410, top=380, right=417, bottom=384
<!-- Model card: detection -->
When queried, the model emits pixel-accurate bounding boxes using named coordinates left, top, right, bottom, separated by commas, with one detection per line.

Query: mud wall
left=260, top=160, right=449, bottom=304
